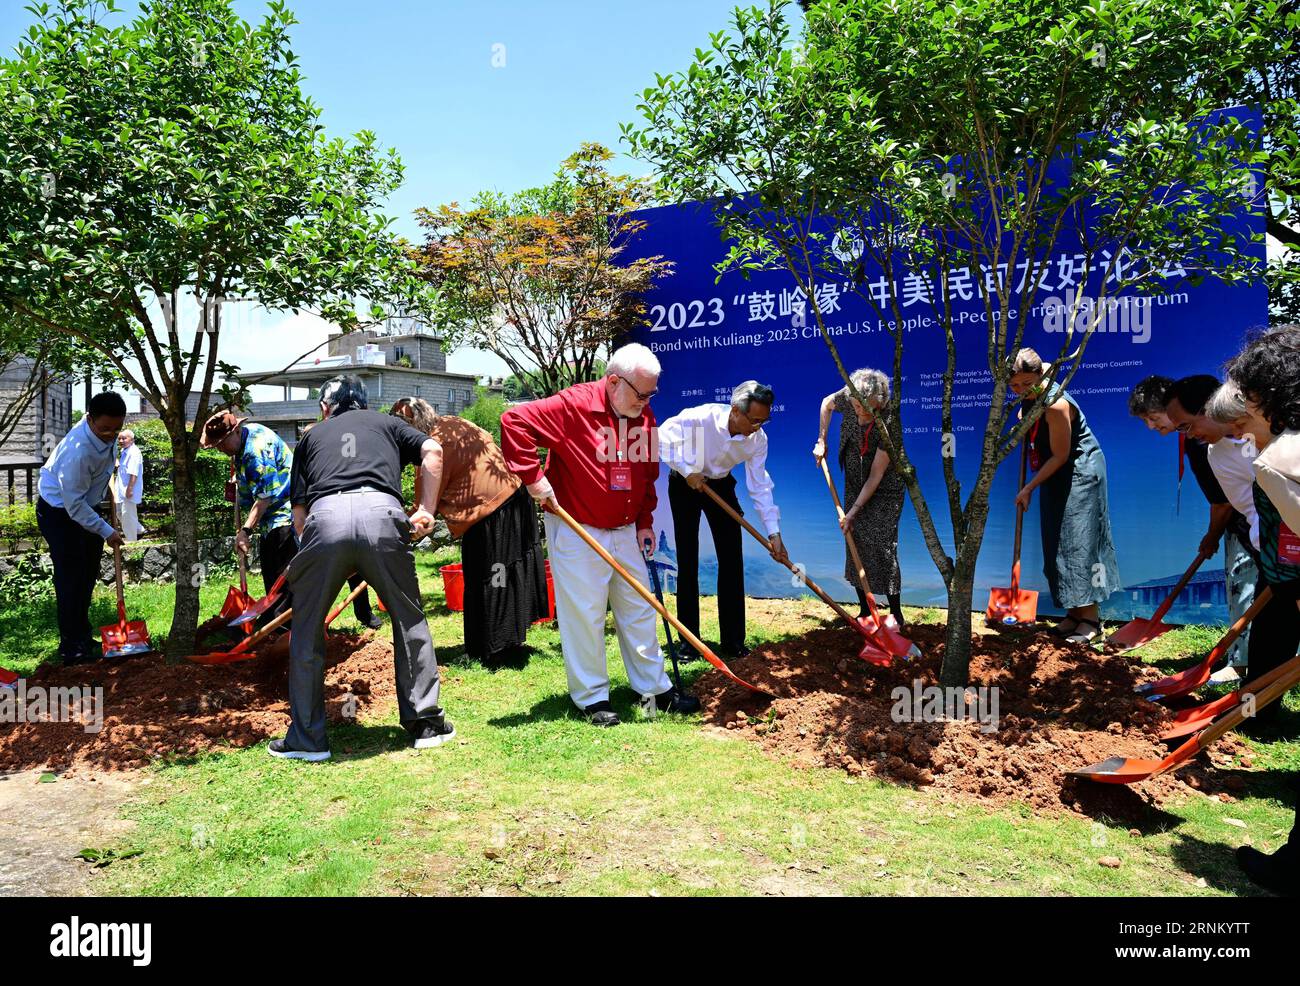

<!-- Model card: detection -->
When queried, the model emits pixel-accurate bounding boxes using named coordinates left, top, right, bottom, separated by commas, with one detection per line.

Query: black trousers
left=668, top=472, right=745, bottom=652
left=258, top=524, right=373, bottom=625
left=36, top=497, right=105, bottom=659
left=1245, top=577, right=1300, bottom=725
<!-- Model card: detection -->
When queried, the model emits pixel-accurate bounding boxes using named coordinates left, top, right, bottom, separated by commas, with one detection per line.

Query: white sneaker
left=1208, top=666, right=1242, bottom=685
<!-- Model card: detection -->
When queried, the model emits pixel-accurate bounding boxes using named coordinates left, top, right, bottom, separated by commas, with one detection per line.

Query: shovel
left=1108, top=550, right=1211, bottom=652
left=218, top=485, right=256, bottom=633
left=643, top=552, right=685, bottom=693
left=191, top=606, right=293, bottom=665
left=1158, top=651, right=1300, bottom=741
left=101, top=464, right=152, bottom=659
left=818, top=459, right=921, bottom=662
left=1136, top=587, right=1272, bottom=701
left=986, top=441, right=1038, bottom=626
left=227, top=572, right=287, bottom=628
left=697, top=481, right=894, bottom=665
left=1069, top=654, right=1300, bottom=784
left=548, top=502, right=768, bottom=696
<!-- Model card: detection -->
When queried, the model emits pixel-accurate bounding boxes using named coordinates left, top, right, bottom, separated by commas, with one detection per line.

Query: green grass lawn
left=2, top=550, right=1297, bottom=896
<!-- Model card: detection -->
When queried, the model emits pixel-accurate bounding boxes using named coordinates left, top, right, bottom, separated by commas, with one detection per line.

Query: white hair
left=845, top=367, right=890, bottom=406
left=607, top=342, right=661, bottom=380
left=1207, top=381, right=1247, bottom=424
left=731, top=380, right=774, bottom=411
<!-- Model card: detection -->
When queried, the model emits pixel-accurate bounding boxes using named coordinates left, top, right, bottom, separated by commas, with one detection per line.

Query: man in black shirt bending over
left=270, top=374, right=453, bottom=761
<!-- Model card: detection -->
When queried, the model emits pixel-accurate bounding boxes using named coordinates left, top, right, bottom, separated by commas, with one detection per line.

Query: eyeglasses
left=616, top=375, right=658, bottom=402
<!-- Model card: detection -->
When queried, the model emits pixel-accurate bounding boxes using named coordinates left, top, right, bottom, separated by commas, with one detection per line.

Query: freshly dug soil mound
left=696, top=622, right=1250, bottom=815
left=0, top=630, right=397, bottom=775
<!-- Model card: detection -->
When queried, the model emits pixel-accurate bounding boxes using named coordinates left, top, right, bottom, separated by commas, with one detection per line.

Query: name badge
left=610, top=465, right=632, bottom=491
left=1279, top=523, right=1300, bottom=566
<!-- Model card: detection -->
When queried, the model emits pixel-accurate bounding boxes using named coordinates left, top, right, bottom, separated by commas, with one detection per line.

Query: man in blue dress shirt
left=36, top=392, right=127, bottom=665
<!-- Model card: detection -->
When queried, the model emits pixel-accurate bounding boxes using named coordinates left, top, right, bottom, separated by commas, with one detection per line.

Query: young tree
left=0, top=0, right=432, bottom=656
left=626, top=0, right=1273, bottom=684
left=412, top=143, right=672, bottom=396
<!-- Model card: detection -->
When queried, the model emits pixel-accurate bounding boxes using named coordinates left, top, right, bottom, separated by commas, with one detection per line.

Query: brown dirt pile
left=695, top=622, right=1251, bottom=815
left=0, top=630, right=397, bottom=774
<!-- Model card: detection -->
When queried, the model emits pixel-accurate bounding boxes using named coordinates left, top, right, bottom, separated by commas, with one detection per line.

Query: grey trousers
left=285, top=489, right=441, bottom=752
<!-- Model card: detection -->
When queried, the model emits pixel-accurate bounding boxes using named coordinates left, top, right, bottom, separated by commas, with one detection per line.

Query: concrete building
left=0, top=358, right=74, bottom=505
left=238, top=318, right=499, bottom=446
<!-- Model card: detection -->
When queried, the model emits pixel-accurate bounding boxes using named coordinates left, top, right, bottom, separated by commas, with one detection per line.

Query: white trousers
left=544, top=514, right=672, bottom=708
left=117, top=494, right=142, bottom=542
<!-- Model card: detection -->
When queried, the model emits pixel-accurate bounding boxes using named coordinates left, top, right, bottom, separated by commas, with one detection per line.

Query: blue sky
left=2, top=0, right=802, bottom=395
left=2, top=0, right=798, bottom=240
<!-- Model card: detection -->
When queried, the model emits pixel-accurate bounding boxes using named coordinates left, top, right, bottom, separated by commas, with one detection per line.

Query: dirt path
left=0, top=770, right=139, bottom=896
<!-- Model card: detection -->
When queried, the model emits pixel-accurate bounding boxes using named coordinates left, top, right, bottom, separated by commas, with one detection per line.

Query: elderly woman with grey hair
left=813, top=367, right=907, bottom=627
left=659, top=381, right=788, bottom=659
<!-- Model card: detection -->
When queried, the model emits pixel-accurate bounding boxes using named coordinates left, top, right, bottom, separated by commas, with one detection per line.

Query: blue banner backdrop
left=625, top=111, right=1267, bottom=624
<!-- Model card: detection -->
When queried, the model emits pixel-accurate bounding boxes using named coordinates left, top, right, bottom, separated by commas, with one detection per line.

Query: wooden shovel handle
left=1145, top=550, right=1213, bottom=627
left=818, top=458, right=882, bottom=621
left=1189, top=650, right=1300, bottom=758
left=324, top=531, right=432, bottom=626
left=1203, top=585, right=1274, bottom=668
left=696, top=481, right=862, bottom=629
left=547, top=503, right=766, bottom=695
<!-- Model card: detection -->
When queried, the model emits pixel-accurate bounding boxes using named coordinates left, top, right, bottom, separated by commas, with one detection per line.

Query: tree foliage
left=412, top=143, right=672, bottom=397
left=625, top=0, right=1276, bottom=683
left=0, top=0, right=433, bottom=654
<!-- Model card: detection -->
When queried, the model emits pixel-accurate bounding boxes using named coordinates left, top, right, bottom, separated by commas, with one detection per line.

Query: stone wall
left=0, top=520, right=453, bottom=586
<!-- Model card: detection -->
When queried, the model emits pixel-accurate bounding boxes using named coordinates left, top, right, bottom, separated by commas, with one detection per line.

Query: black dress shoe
left=1237, top=845, right=1299, bottom=895
left=359, top=613, right=384, bottom=630
left=653, top=688, right=701, bottom=714
left=722, top=644, right=751, bottom=659
left=582, top=700, right=620, bottom=727
left=675, top=643, right=701, bottom=662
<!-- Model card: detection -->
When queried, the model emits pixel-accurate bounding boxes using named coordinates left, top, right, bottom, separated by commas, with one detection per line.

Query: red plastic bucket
left=440, top=563, right=465, bottom=612
left=533, top=560, right=556, bottom=624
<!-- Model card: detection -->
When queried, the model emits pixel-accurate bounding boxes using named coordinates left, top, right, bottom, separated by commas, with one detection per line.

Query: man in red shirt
left=500, top=343, right=700, bottom=726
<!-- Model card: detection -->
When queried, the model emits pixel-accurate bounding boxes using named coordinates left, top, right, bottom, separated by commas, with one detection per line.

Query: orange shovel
left=818, top=459, right=921, bottom=662
left=986, top=441, right=1038, bottom=626
left=1136, top=588, right=1272, bottom=701
left=101, top=457, right=152, bottom=659
left=1069, top=654, right=1300, bottom=784
left=1108, top=550, right=1211, bottom=652
left=1159, top=651, right=1300, bottom=741
left=698, top=482, right=893, bottom=665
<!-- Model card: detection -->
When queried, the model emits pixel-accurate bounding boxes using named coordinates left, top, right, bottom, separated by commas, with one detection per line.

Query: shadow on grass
left=1168, top=832, right=1280, bottom=896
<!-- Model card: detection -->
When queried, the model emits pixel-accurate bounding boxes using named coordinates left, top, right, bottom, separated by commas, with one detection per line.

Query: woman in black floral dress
left=813, top=367, right=906, bottom=626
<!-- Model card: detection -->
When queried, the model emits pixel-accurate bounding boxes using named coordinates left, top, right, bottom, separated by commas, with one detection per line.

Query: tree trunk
left=165, top=418, right=200, bottom=659
left=940, top=570, right=975, bottom=688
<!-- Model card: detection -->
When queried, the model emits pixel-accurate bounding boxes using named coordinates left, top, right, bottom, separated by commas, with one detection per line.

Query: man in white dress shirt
left=113, top=430, right=144, bottom=542
left=1165, top=375, right=1260, bottom=682
left=658, top=381, right=788, bottom=659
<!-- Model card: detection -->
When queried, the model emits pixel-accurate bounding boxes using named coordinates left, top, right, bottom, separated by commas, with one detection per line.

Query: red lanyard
left=858, top=419, right=875, bottom=457
left=1027, top=419, right=1042, bottom=471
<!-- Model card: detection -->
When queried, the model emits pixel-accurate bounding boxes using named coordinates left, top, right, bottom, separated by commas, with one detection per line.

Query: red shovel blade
left=856, top=614, right=920, bottom=663
left=1069, top=733, right=1200, bottom=785
left=219, top=584, right=255, bottom=622
left=986, top=587, right=1039, bottom=625
left=187, top=646, right=261, bottom=666
left=1159, top=691, right=1242, bottom=741
left=101, top=619, right=151, bottom=659
left=228, top=574, right=286, bottom=627
left=0, top=666, right=18, bottom=688
left=1135, top=656, right=1215, bottom=701
left=1108, top=616, right=1175, bottom=652
left=1066, top=754, right=1169, bottom=784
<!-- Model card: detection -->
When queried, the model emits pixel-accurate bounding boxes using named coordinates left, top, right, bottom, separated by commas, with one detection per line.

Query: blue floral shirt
left=237, top=423, right=293, bottom=532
